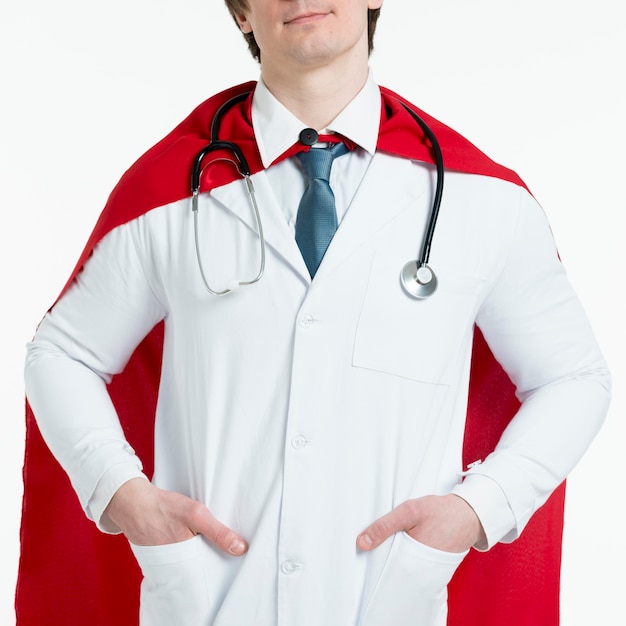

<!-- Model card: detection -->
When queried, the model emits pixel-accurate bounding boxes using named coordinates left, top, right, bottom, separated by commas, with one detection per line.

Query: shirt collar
left=252, top=69, right=381, bottom=168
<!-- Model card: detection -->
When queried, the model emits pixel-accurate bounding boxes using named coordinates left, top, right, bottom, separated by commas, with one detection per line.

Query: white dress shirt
left=253, top=73, right=379, bottom=230
left=25, top=72, right=611, bottom=626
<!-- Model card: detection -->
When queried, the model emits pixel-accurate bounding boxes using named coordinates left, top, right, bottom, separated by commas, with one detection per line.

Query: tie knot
left=297, top=142, right=349, bottom=181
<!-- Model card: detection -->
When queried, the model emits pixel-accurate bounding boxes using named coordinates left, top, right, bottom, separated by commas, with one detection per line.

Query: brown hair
left=223, top=1, right=381, bottom=61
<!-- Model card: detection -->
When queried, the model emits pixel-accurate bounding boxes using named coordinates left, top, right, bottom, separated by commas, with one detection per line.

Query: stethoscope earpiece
left=401, top=261, right=438, bottom=299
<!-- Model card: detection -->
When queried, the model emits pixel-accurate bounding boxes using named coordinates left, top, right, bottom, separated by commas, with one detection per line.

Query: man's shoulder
left=59, top=82, right=261, bottom=301
left=98, top=82, right=261, bottom=236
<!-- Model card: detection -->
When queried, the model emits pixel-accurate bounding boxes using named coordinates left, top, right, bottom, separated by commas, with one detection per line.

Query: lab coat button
left=298, top=314, right=316, bottom=328
left=281, top=560, right=303, bottom=575
left=291, top=435, right=309, bottom=449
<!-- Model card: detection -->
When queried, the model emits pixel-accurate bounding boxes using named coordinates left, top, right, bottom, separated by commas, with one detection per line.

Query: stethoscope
left=191, top=92, right=443, bottom=299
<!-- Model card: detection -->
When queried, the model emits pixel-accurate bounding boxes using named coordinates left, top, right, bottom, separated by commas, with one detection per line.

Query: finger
left=357, top=501, right=418, bottom=551
left=188, top=502, right=248, bottom=556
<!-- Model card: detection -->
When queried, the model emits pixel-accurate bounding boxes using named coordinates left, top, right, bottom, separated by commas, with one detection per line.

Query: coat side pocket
left=130, top=535, right=213, bottom=626
left=360, top=532, right=468, bottom=626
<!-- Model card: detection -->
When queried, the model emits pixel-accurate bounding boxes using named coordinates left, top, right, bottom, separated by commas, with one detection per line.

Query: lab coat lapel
left=209, top=170, right=311, bottom=282
left=313, top=153, right=432, bottom=282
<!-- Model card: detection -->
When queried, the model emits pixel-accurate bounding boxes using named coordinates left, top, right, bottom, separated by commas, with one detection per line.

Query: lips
left=284, top=11, right=329, bottom=25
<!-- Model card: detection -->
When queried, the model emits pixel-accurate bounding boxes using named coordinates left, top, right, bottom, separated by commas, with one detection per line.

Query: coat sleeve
left=24, top=219, right=166, bottom=531
left=451, top=187, right=611, bottom=547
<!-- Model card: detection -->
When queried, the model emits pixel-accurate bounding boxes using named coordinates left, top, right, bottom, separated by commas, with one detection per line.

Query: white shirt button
left=298, top=314, right=316, bottom=328
left=281, top=560, right=303, bottom=575
left=291, top=435, right=309, bottom=449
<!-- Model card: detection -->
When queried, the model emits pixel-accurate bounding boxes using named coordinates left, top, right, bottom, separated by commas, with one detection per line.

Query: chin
left=289, top=38, right=357, bottom=65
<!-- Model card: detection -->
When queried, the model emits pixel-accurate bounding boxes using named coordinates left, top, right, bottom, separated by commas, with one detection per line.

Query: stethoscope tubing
left=399, top=103, right=444, bottom=269
left=190, top=91, right=444, bottom=298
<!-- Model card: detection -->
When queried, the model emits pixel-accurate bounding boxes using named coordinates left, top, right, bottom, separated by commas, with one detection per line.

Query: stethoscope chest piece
left=401, top=261, right=438, bottom=299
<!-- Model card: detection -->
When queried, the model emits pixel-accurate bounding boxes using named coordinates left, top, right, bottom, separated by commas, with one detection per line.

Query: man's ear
left=234, top=13, right=253, bottom=34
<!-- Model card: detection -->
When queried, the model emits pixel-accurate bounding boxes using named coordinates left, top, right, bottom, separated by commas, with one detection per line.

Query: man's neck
left=260, top=58, right=370, bottom=131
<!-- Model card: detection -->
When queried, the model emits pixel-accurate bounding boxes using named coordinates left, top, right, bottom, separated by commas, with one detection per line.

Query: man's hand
left=356, top=494, right=485, bottom=553
left=104, top=477, right=248, bottom=556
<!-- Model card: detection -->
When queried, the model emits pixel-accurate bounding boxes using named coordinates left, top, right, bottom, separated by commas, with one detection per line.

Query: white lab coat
left=25, top=149, right=610, bottom=625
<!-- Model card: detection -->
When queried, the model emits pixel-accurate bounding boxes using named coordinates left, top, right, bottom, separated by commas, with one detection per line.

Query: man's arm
left=25, top=220, right=247, bottom=555
left=357, top=187, right=610, bottom=553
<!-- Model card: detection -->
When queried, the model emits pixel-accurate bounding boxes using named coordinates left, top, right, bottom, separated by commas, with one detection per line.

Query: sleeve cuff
left=451, top=473, right=517, bottom=551
left=86, top=464, right=148, bottom=533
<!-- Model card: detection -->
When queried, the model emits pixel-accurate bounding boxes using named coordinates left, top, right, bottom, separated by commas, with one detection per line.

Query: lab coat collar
left=252, top=70, right=381, bottom=167
left=209, top=169, right=311, bottom=284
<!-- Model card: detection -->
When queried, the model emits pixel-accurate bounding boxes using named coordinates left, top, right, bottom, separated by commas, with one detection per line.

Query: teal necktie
left=296, top=142, right=349, bottom=277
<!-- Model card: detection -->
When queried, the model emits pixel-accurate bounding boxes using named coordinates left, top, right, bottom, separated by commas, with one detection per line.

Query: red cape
left=17, top=82, right=564, bottom=625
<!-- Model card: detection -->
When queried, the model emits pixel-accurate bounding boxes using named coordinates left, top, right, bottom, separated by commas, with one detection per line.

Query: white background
left=1, top=1, right=623, bottom=624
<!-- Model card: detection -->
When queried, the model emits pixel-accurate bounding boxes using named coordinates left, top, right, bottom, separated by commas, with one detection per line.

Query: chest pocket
left=352, top=254, right=485, bottom=385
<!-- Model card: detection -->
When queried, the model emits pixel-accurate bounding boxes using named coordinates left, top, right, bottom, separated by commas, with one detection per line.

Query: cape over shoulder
left=17, top=82, right=563, bottom=626
left=377, top=85, right=527, bottom=188
left=55, top=81, right=260, bottom=301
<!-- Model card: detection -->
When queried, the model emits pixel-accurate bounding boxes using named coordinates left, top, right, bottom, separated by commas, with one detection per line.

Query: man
left=19, top=1, right=610, bottom=625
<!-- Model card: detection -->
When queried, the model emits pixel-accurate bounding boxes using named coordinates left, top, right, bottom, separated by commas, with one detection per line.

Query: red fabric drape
left=17, top=82, right=564, bottom=625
